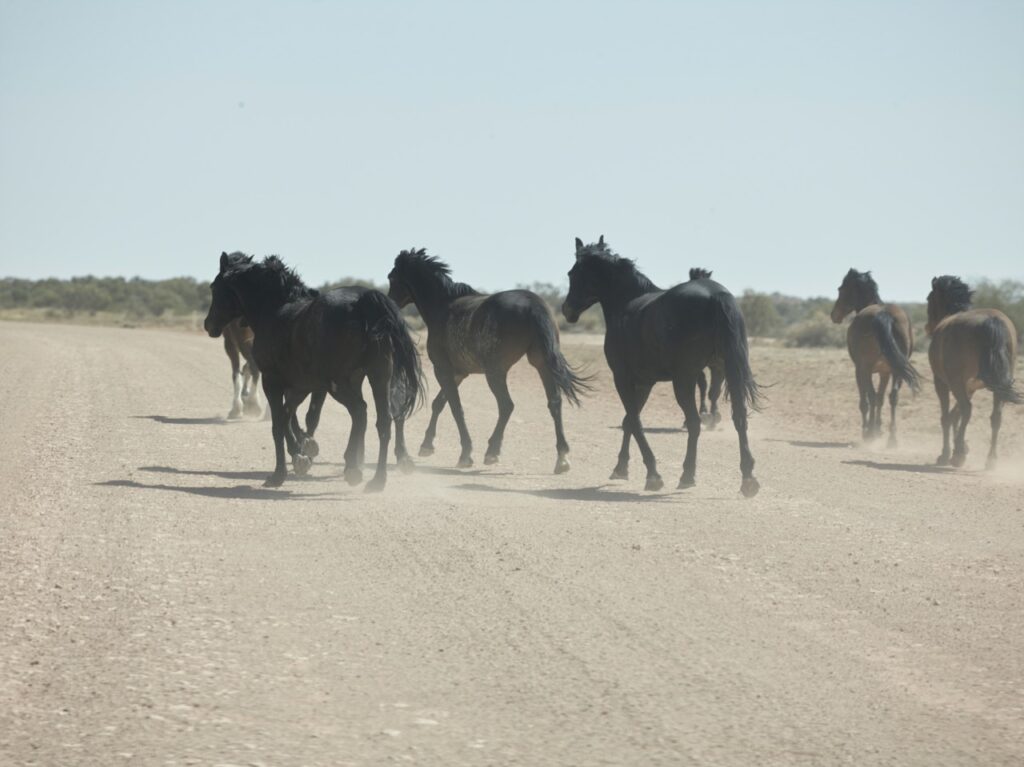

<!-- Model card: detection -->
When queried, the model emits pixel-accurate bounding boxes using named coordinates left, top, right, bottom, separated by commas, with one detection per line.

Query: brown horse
left=221, top=318, right=264, bottom=419
left=831, top=269, right=920, bottom=446
left=927, top=275, right=1020, bottom=469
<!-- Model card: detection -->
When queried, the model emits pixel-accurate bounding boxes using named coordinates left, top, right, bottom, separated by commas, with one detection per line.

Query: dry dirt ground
left=2, top=320, right=1023, bottom=767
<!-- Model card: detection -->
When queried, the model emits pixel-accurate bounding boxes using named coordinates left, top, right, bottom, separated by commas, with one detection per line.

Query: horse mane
left=395, top=248, right=479, bottom=297
left=843, top=269, right=882, bottom=306
left=576, top=241, right=660, bottom=293
left=689, top=267, right=713, bottom=280
left=932, top=275, right=973, bottom=312
left=224, top=254, right=318, bottom=302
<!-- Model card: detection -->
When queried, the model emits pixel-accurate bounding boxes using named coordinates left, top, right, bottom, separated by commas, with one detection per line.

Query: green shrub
left=784, top=312, right=847, bottom=348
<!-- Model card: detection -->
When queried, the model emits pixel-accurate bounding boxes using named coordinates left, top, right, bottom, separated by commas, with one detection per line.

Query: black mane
left=689, top=267, right=713, bottom=280
left=576, top=241, right=660, bottom=293
left=932, top=275, right=973, bottom=312
left=843, top=268, right=882, bottom=306
left=225, top=254, right=318, bottom=302
left=395, top=248, right=479, bottom=298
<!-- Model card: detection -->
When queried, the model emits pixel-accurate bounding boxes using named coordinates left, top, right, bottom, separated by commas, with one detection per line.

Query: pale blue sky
left=1, top=0, right=1021, bottom=300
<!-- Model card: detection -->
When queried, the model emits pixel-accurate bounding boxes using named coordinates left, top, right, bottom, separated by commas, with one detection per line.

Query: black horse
left=387, top=248, right=589, bottom=473
left=204, top=253, right=424, bottom=491
left=563, top=237, right=760, bottom=497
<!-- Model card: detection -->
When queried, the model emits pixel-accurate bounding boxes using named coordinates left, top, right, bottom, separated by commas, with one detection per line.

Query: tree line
left=1, top=274, right=1020, bottom=347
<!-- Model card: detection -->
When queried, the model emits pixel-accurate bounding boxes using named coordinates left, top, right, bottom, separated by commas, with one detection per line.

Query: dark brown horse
left=221, top=318, right=264, bottom=419
left=563, top=237, right=760, bottom=497
left=387, top=248, right=589, bottom=473
left=927, top=275, right=1020, bottom=469
left=830, top=269, right=920, bottom=446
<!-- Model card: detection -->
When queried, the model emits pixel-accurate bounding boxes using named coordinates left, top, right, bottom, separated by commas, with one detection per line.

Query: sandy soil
left=2, top=320, right=1022, bottom=766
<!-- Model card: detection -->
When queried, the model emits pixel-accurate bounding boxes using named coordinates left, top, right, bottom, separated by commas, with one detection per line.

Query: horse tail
left=530, top=301, right=592, bottom=406
left=978, top=316, right=1022, bottom=404
left=357, top=291, right=426, bottom=419
left=712, top=292, right=761, bottom=412
left=871, top=311, right=921, bottom=392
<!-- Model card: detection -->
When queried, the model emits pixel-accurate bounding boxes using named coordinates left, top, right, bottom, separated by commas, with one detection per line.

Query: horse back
left=437, top=290, right=550, bottom=373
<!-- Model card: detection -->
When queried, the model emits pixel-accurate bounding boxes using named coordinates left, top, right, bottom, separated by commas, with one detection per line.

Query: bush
left=972, top=279, right=1023, bottom=339
left=739, top=290, right=782, bottom=337
left=784, top=312, right=847, bottom=348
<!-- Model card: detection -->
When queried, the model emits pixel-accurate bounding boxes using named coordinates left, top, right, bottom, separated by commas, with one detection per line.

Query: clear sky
left=1, top=0, right=1021, bottom=300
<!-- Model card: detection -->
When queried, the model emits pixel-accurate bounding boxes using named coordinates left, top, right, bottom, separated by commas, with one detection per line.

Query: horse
left=829, top=269, right=920, bottom=446
left=387, top=248, right=589, bottom=473
left=204, top=252, right=424, bottom=491
left=926, top=275, right=1020, bottom=469
left=562, top=237, right=760, bottom=497
left=221, top=318, right=264, bottom=419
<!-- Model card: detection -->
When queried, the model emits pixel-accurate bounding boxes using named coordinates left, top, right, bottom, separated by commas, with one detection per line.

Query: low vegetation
left=2, top=275, right=1020, bottom=348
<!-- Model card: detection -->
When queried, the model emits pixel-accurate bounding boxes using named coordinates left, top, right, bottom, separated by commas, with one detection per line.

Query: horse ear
left=575, top=237, right=584, bottom=253
left=220, top=252, right=229, bottom=272
left=598, top=235, right=605, bottom=246
left=931, top=276, right=938, bottom=288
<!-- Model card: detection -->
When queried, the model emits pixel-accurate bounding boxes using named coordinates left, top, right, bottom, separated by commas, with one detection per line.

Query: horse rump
left=356, top=291, right=426, bottom=419
left=978, top=315, right=1022, bottom=404
left=871, top=311, right=921, bottom=392
left=711, top=292, right=761, bottom=411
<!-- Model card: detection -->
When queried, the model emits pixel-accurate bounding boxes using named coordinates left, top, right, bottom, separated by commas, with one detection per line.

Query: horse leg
left=935, top=380, right=952, bottom=466
left=673, top=374, right=701, bottom=489
left=225, top=338, right=244, bottom=419
left=987, top=395, right=1004, bottom=470
left=874, top=372, right=890, bottom=440
left=707, top=366, right=724, bottom=428
left=610, top=383, right=652, bottom=480
left=330, top=381, right=367, bottom=485
left=262, top=378, right=288, bottom=487
left=529, top=349, right=570, bottom=474
left=951, top=385, right=972, bottom=468
left=285, top=390, right=312, bottom=476
left=300, top=390, right=327, bottom=459
left=437, top=370, right=474, bottom=468
left=887, top=379, right=901, bottom=449
left=483, top=368, right=514, bottom=465
left=855, top=366, right=872, bottom=441
left=364, top=367, right=392, bottom=492
left=729, top=374, right=759, bottom=498
left=394, top=413, right=415, bottom=473
left=419, top=387, right=451, bottom=457
left=613, top=374, right=662, bottom=491
left=243, top=362, right=263, bottom=416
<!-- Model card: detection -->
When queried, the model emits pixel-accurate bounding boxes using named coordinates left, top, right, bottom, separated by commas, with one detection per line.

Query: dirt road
left=2, top=320, right=1022, bottom=766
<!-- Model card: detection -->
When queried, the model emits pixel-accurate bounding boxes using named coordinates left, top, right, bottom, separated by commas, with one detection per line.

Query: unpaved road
left=2, top=320, right=1023, bottom=766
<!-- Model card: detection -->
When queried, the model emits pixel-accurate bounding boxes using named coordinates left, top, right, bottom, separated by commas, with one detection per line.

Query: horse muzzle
left=561, top=302, right=581, bottom=324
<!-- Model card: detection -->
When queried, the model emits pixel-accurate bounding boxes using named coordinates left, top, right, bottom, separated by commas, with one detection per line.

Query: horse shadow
left=842, top=459, right=963, bottom=475
left=96, top=478, right=348, bottom=502
left=139, top=465, right=335, bottom=483
left=452, top=482, right=680, bottom=504
left=767, top=438, right=854, bottom=449
left=133, top=414, right=231, bottom=426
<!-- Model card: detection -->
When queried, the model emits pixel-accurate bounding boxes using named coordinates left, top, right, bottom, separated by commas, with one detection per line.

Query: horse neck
left=597, top=271, right=658, bottom=317
left=236, top=282, right=291, bottom=331
left=854, top=285, right=881, bottom=311
left=407, top=274, right=464, bottom=326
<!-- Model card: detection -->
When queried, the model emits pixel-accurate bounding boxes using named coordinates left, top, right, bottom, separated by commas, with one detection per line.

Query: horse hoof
left=302, top=438, right=320, bottom=459
left=700, top=413, right=716, bottom=429
left=554, top=457, right=571, bottom=475
left=364, top=476, right=386, bottom=493
left=227, top=408, right=244, bottom=420
left=677, top=475, right=695, bottom=490
left=741, top=477, right=760, bottom=498
left=609, top=467, right=629, bottom=481
left=397, top=455, right=416, bottom=474
left=986, top=455, right=998, bottom=471
left=936, top=454, right=950, bottom=466
left=292, top=454, right=312, bottom=476
left=951, top=452, right=967, bottom=468
left=484, top=453, right=500, bottom=465
left=243, top=401, right=263, bottom=417
left=263, top=471, right=286, bottom=488
left=418, top=444, right=435, bottom=457
left=456, top=456, right=474, bottom=469
left=344, top=467, right=363, bottom=486
left=645, top=476, right=664, bottom=492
